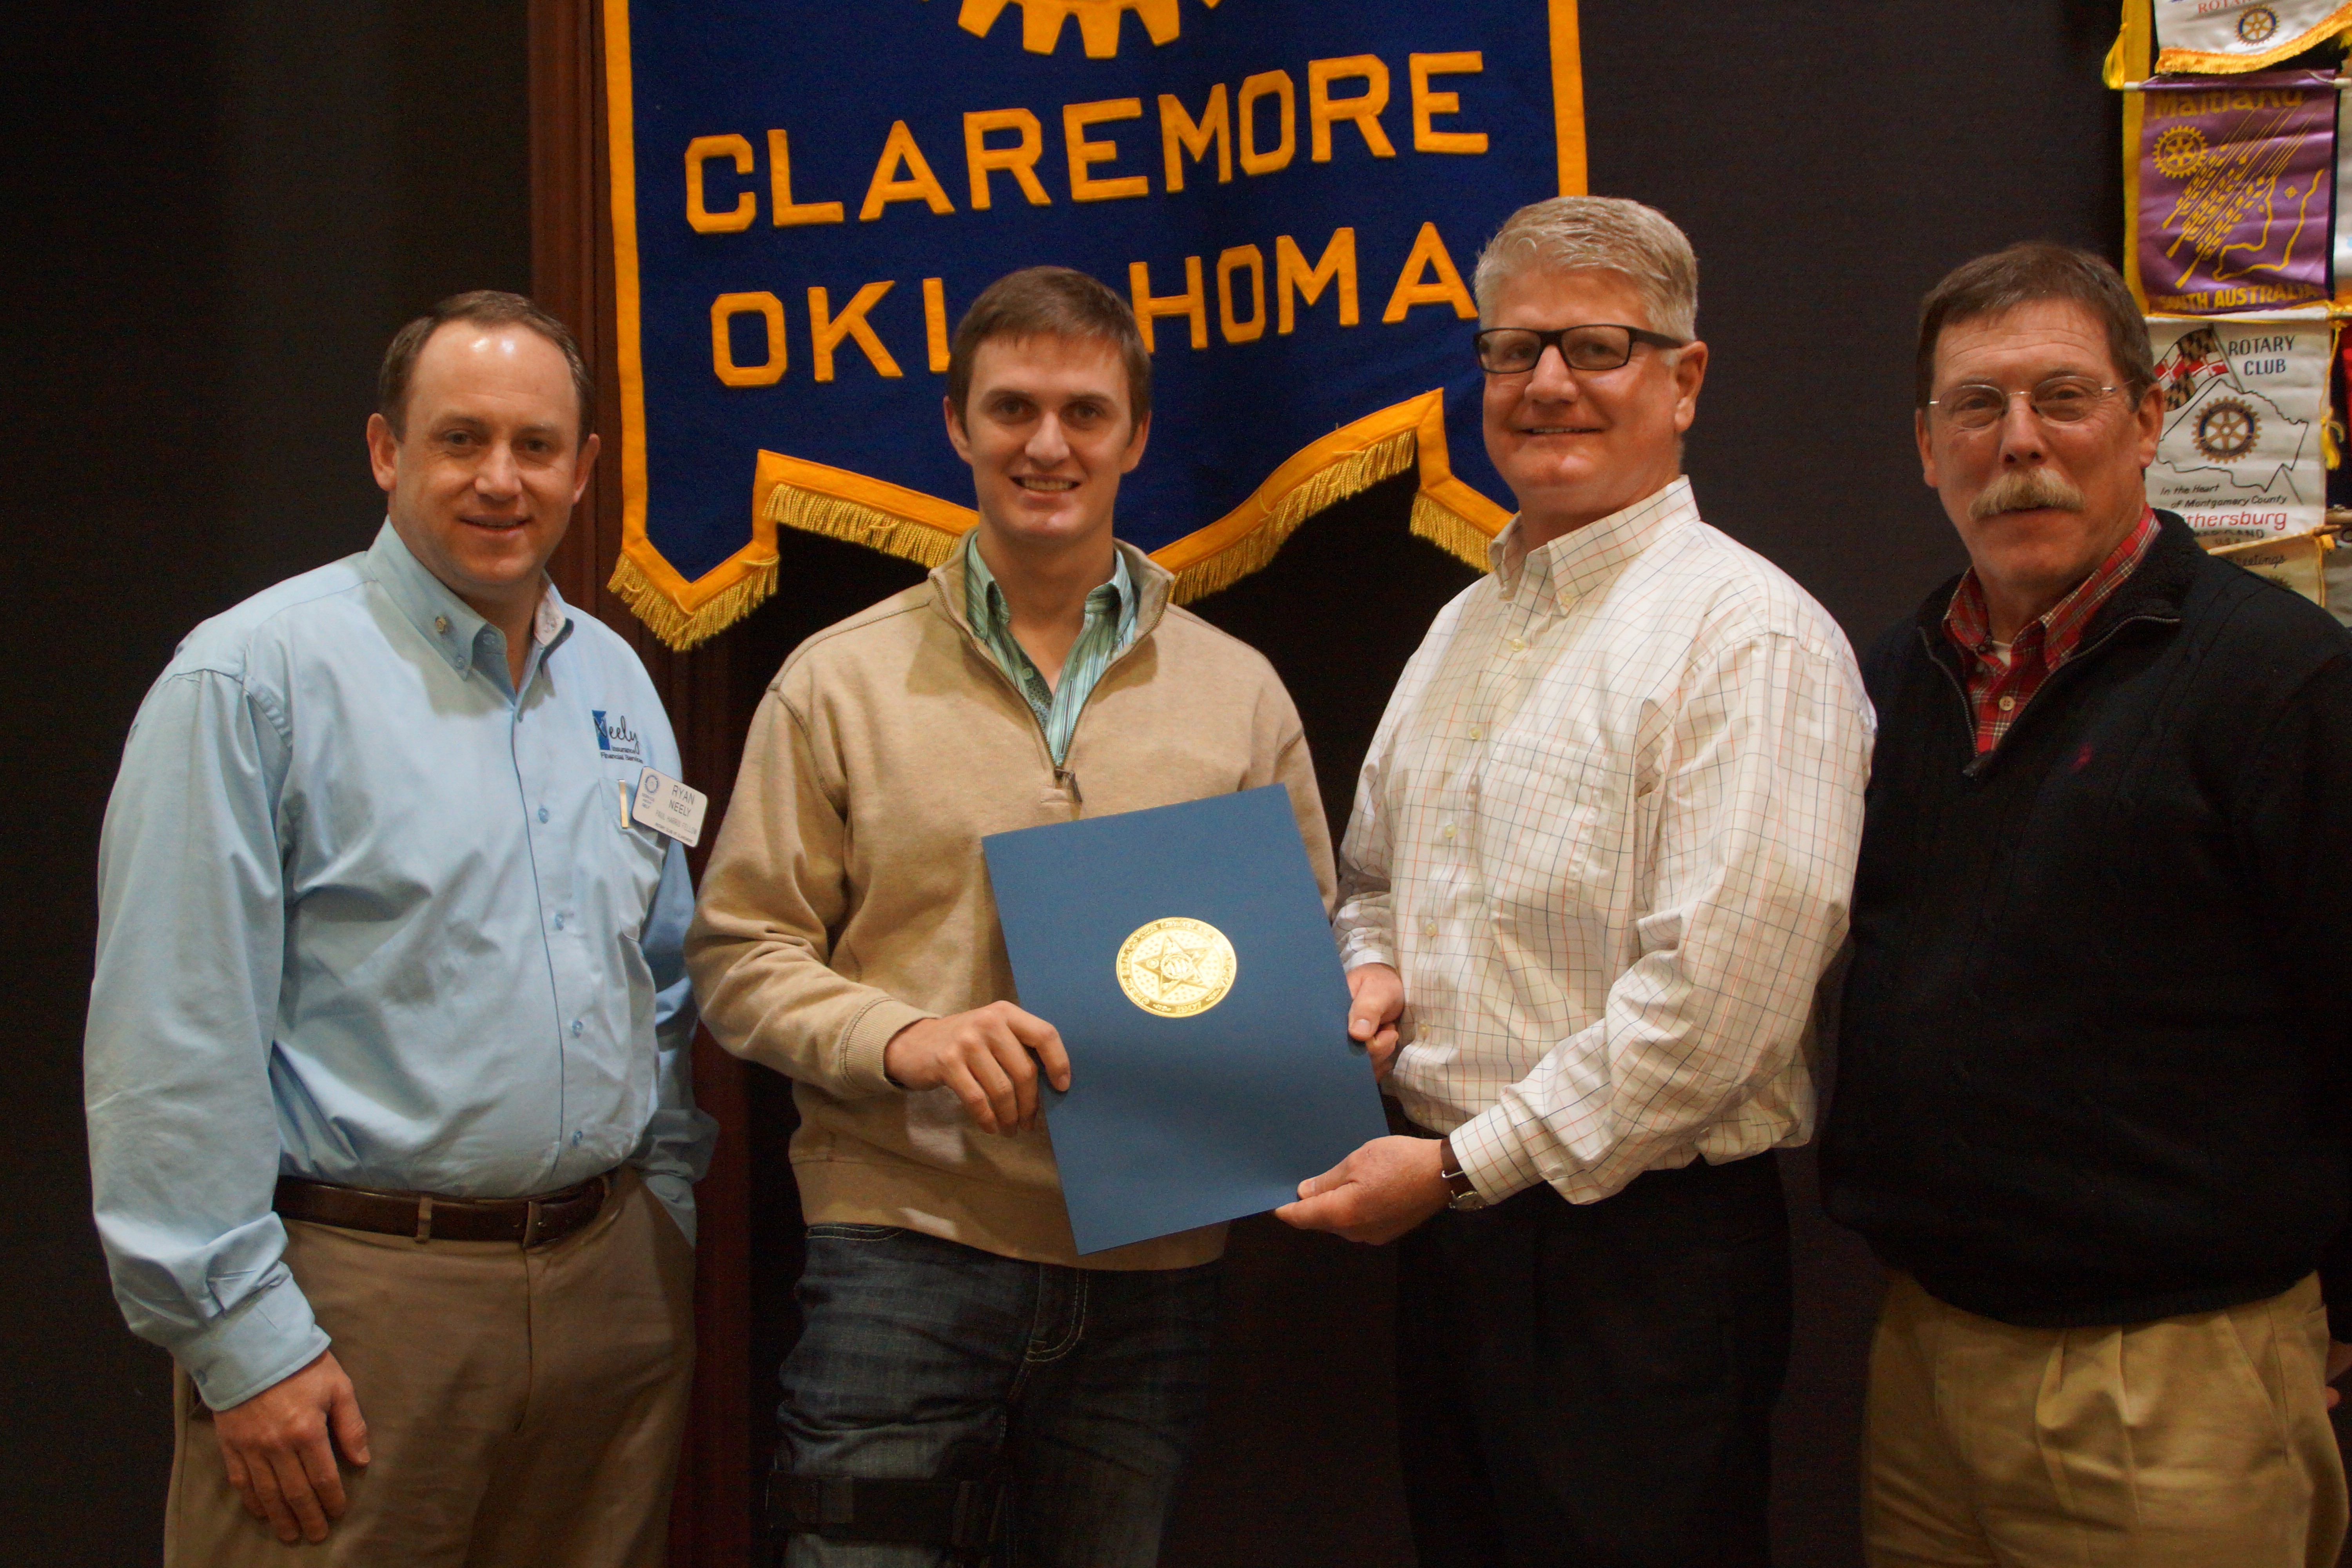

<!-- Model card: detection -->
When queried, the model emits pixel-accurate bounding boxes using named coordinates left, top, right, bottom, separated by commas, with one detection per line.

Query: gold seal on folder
left=1115, top=917, right=1239, bottom=1018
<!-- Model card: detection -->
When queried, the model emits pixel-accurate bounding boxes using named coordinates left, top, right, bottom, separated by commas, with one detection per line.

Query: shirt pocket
left=1478, top=729, right=1625, bottom=914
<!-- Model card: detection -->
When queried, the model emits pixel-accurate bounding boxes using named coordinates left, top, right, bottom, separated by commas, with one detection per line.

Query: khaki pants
left=165, top=1166, right=696, bottom=1568
left=1864, top=1270, right=2347, bottom=1568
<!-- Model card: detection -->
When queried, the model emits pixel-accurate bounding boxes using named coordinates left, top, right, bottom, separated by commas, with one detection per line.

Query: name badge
left=630, top=766, right=708, bottom=847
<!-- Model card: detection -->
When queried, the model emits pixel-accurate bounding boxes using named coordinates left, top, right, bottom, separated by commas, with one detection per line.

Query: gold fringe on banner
left=608, top=549, right=778, bottom=651
left=610, top=392, right=1514, bottom=648
left=727, top=390, right=1513, bottom=630
left=763, top=492, right=963, bottom=568
left=1148, top=399, right=1430, bottom=600
left=1409, top=490, right=1501, bottom=570
left=1160, top=428, right=1417, bottom=599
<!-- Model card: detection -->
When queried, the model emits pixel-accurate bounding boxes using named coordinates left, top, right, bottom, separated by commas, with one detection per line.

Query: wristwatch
left=1436, top=1136, right=1488, bottom=1212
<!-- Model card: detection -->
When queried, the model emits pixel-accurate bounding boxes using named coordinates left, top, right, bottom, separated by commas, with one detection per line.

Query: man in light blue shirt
left=86, top=291, right=714, bottom=1567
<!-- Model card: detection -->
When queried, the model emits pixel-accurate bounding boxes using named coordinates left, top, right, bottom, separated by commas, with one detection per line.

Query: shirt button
left=1441, top=823, right=1455, bottom=840
left=571, top=1130, right=584, bottom=1146
left=552, top=914, right=564, bottom=931
left=1997, top=695, right=2016, bottom=712
left=1422, top=919, right=1438, bottom=936
left=434, top=615, right=450, bottom=634
left=1468, top=725, right=1483, bottom=740
left=1508, top=637, right=1527, bottom=652
left=537, top=806, right=550, bottom=824
left=569, top=1020, right=584, bottom=1037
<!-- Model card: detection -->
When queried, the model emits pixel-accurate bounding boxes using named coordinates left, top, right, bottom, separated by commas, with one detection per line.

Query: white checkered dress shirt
left=1335, top=479, right=1873, bottom=1203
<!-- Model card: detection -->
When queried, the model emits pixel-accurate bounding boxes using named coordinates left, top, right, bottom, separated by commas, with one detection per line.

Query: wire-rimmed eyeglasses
left=1926, top=377, right=2125, bottom=433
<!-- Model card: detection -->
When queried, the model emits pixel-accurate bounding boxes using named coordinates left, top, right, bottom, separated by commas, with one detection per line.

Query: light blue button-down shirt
left=85, top=523, right=716, bottom=1410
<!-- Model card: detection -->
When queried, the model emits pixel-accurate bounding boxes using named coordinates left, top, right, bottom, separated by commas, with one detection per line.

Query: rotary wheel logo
left=1115, top=917, right=1238, bottom=1018
left=2237, top=5, right=2280, bottom=44
left=2152, top=124, right=2209, bottom=180
left=2194, top=398, right=2260, bottom=460
left=956, top=0, right=1220, bottom=57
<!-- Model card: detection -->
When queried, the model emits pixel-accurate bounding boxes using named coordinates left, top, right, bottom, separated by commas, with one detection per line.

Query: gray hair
left=1471, top=196, right=1699, bottom=341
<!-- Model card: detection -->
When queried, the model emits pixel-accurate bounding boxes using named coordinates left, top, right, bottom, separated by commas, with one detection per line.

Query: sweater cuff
left=839, top=996, right=933, bottom=1098
left=1449, top=1102, right=1545, bottom=1205
left=180, top=1269, right=331, bottom=1412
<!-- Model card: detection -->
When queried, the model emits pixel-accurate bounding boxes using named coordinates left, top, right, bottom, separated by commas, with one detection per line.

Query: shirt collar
left=962, top=528, right=1134, bottom=642
left=1489, top=477, right=1699, bottom=612
left=1943, top=505, right=2158, bottom=668
left=365, top=520, right=573, bottom=679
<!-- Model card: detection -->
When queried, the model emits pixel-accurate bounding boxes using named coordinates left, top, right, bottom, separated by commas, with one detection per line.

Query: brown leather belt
left=272, top=1171, right=614, bottom=1247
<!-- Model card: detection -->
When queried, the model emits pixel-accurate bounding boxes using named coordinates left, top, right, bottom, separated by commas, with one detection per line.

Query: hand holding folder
left=982, top=786, right=1389, bottom=1256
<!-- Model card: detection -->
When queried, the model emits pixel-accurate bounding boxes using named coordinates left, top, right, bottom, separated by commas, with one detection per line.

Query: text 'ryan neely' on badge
left=631, top=767, right=709, bottom=847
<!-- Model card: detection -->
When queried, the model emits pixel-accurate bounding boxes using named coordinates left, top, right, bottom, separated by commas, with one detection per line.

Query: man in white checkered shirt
left=1278, top=196, right=1873, bottom=1566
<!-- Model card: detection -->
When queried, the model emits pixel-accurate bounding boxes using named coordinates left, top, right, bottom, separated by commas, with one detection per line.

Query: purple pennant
left=2138, top=70, right=2336, bottom=314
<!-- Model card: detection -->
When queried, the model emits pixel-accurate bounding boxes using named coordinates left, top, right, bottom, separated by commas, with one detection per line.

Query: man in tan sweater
left=687, top=267, right=1332, bottom=1567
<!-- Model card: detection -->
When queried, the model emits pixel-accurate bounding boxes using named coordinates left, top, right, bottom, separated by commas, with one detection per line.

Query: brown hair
left=1915, top=243, right=2154, bottom=408
left=946, top=266, right=1152, bottom=431
left=378, top=290, right=594, bottom=441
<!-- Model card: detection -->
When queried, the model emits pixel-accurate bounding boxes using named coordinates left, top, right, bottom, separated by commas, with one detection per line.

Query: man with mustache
left=1822, top=242, right=2352, bottom=1566
left=1277, top=196, right=1873, bottom=1565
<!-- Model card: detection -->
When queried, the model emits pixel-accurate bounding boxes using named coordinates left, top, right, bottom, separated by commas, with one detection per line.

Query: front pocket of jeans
left=805, top=1222, right=904, bottom=1241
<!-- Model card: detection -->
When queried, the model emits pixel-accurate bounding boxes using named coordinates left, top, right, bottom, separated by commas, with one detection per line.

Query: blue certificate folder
left=982, top=786, right=1388, bottom=1255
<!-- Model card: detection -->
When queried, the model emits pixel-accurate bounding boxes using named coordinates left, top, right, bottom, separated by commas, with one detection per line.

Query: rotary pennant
left=2147, top=308, right=2332, bottom=540
left=2151, top=0, right=2352, bottom=74
left=2133, top=70, right=2337, bottom=314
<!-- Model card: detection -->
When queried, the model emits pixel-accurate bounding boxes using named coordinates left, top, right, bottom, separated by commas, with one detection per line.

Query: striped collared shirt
left=1334, top=479, right=1875, bottom=1204
left=1943, top=507, right=2158, bottom=755
left=963, top=529, right=1138, bottom=766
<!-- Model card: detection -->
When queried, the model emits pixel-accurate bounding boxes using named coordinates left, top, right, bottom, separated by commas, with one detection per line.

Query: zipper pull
left=1054, top=767, right=1083, bottom=807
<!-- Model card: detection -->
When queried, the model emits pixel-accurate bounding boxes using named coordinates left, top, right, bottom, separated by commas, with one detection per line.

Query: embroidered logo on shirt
left=592, top=710, right=644, bottom=764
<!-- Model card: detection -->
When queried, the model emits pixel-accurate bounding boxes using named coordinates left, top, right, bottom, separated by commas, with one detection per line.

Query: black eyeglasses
left=1474, top=323, right=1688, bottom=375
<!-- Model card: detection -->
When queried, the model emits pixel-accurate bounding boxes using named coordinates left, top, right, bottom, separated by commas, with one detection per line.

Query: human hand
left=884, top=1003, right=1072, bottom=1134
left=1346, top=963, right=1405, bottom=1082
left=211, top=1350, right=369, bottom=1544
left=1274, top=1134, right=1450, bottom=1244
left=2327, top=1339, right=2352, bottom=1410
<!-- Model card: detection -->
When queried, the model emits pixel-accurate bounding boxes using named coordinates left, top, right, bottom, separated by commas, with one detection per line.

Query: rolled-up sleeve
left=85, top=669, right=328, bottom=1411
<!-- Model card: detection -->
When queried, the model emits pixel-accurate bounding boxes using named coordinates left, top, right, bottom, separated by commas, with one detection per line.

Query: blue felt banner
left=602, top=0, right=1583, bottom=644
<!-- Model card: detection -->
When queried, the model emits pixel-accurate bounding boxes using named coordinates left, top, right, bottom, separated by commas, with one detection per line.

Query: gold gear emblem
left=956, top=0, right=1219, bottom=58
left=2152, top=124, right=2208, bottom=180
left=1115, top=917, right=1238, bottom=1018
left=2194, top=397, right=2260, bottom=460
left=2237, top=6, right=2279, bottom=44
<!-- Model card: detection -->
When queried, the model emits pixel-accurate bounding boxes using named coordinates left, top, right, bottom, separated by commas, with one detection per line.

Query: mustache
left=1970, top=467, right=2086, bottom=521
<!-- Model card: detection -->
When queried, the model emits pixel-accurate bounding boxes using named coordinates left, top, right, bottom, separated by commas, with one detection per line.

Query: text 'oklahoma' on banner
left=602, top=0, right=1586, bottom=647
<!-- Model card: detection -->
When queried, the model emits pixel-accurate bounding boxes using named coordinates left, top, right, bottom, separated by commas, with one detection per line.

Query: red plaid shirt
left=1943, top=508, right=2158, bottom=755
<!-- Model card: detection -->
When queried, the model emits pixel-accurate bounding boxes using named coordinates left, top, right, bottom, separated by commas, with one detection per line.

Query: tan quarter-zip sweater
left=687, top=541, right=1335, bottom=1270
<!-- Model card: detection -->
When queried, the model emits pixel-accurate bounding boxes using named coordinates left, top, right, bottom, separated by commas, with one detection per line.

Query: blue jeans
left=777, top=1224, right=1222, bottom=1568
